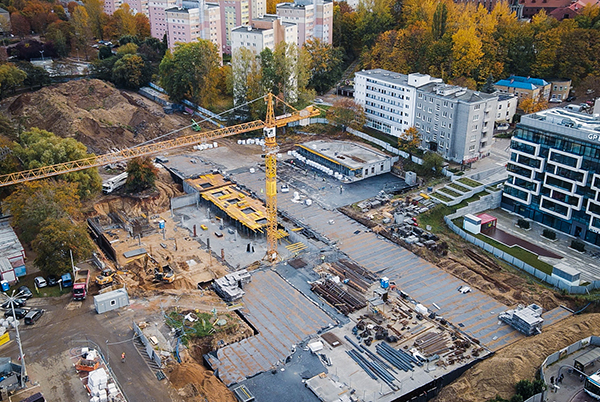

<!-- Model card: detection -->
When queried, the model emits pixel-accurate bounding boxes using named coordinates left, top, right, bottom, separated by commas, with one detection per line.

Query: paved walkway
left=231, top=170, right=572, bottom=352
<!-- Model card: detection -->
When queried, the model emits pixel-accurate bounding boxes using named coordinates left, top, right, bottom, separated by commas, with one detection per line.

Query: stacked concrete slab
left=213, top=270, right=251, bottom=302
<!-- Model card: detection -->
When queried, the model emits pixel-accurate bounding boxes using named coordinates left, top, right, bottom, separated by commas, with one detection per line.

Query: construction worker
left=121, top=352, right=126, bottom=363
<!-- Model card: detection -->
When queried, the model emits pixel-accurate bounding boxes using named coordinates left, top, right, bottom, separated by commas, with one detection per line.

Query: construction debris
left=213, top=270, right=252, bottom=302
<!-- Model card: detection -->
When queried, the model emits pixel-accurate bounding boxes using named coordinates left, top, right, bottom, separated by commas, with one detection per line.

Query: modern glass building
left=501, top=107, right=600, bottom=246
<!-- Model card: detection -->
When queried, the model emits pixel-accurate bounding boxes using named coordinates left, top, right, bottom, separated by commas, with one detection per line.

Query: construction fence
left=444, top=217, right=600, bottom=294
left=529, top=336, right=600, bottom=402
left=133, top=321, right=163, bottom=368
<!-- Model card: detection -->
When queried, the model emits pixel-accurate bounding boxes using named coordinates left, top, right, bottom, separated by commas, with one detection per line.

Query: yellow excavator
left=95, top=268, right=116, bottom=288
left=144, top=254, right=176, bottom=284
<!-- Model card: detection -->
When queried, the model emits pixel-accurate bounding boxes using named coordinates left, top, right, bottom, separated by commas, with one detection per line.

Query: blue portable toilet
left=380, top=276, right=389, bottom=289
left=61, top=273, right=73, bottom=287
left=1, top=281, right=9, bottom=292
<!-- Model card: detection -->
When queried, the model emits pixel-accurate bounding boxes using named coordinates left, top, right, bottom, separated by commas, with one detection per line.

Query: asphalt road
left=0, top=292, right=173, bottom=402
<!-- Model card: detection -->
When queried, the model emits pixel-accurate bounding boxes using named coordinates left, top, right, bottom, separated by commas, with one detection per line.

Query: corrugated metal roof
left=0, top=222, right=24, bottom=259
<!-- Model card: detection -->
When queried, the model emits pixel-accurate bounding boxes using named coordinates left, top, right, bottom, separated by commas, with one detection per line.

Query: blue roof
left=495, top=75, right=549, bottom=90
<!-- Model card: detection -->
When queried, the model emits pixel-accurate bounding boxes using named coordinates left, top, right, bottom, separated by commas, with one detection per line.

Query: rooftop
left=419, top=82, right=497, bottom=103
left=495, top=76, right=550, bottom=90
left=297, top=140, right=390, bottom=170
left=185, top=173, right=230, bottom=193
left=0, top=220, right=24, bottom=260
left=520, top=107, right=600, bottom=145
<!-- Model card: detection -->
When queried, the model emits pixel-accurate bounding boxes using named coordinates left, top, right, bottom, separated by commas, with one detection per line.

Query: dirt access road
left=0, top=293, right=176, bottom=402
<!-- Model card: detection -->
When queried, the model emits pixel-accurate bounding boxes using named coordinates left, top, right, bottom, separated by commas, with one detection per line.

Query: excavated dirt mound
left=168, top=362, right=236, bottom=402
left=434, top=313, right=600, bottom=402
left=4, top=79, right=188, bottom=154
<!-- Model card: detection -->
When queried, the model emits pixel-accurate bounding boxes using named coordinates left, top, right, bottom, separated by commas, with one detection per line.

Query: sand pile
left=435, top=313, right=600, bottom=402
left=5, top=79, right=188, bottom=154
left=169, top=362, right=236, bottom=402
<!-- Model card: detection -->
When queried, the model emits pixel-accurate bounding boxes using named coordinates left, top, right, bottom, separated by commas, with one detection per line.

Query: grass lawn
left=448, top=183, right=470, bottom=193
left=418, top=204, right=457, bottom=235
left=457, top=177, right=483, bottom=188
left=8, top=273, right=71, bottom=298
left=439, top=187, right=461, bottom=198
left=431, top=192, right=452, bottom=202
left=357, top=126, right=399, bottom=148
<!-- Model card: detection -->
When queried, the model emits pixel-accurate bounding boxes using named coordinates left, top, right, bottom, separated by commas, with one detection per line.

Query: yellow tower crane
left=0, top=94, right=320, bottom=261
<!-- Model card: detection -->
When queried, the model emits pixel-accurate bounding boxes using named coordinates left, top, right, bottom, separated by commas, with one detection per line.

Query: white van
left=565, top=104, right=583, bottom=112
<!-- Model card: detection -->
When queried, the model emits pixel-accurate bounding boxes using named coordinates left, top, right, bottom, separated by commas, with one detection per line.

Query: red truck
left=73, top=269, right=90, bottom=301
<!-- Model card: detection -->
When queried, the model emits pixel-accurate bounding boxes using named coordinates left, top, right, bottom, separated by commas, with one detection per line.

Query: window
left=110, top=300, right=116, bottom=306
left=371, top=166, right=375, bottom=173
left=473, top=115, right=480, bottom=121
left=469, top=145, right=475, bottom=151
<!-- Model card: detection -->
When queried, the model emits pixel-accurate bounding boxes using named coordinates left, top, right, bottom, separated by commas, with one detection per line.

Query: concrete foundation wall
left=171, top=193, right=199, bottom=210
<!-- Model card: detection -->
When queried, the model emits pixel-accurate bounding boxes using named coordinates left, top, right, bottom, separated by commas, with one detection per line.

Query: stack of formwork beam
left=414, top=332, right=451, bottom=356
left=329, top=262, right=372, bottom=293
left=311, top=280, right=366, bottom=315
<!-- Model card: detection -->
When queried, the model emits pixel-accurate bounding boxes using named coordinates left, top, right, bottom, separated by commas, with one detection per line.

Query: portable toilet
left=61, top=273, right=73, bottom=287
left=380, top=277, right=390, bottom=289
left=0, top=281, right=8, bottom=292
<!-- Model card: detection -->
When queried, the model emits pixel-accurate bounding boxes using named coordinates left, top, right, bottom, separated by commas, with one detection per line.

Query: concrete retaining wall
left=170, top=193, right=199, bottom=211
left=133, top=321, right=162, bottom=368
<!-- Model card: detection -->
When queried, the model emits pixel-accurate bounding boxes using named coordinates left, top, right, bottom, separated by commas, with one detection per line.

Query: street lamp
left=1, top=289, right=28, bottom=388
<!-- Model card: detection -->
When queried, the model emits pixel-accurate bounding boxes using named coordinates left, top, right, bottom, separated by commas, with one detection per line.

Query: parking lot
left=0, top=286, right=175, bottom=402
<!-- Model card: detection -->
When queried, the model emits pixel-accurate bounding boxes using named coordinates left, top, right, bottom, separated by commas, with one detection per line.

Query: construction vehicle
left=95, top=268, right=116, bottom=288
left=154, top=265, right=175, bottom=284
left=191, top=119, right=201, bottom=132
left=0, top=94, right=320, bottom=261
left=72, top=269, right=90, bottom=301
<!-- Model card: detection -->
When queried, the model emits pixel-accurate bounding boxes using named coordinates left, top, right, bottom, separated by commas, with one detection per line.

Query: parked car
left=549, top=98, right=562, bottom=103
left=1, top=299, right=25, bottom=309
left=17, top=286, right=33, bottom=299
left=566, top=96, right=577, bottom=102
left=47, top=275, right=58, bottom=287
left=34, top=277, right=47, bottom=288
left=4, top=308, right=27, bottom=319
left=24, top=309, right=44, bottom=325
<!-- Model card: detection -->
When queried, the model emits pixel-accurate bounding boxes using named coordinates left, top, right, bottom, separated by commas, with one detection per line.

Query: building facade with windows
left=414, top=83, right=497, bottom=163
left=276, top=0, right=333, bottom=46
left=354, top=69, right=442, bottom=138
left=231, top=16, right=296, bottom=54
left=354, top=68, right=499, bottom=164
left=165, top=2, right=222, bottom=50
left=501, top=108, right=600, bottom=246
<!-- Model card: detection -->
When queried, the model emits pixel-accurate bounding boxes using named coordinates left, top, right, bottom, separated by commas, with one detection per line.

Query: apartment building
left=496, top=94, right=518, bottom=124
left=354, top=68, right=504, bottom=164
left=354, top=69, right=442, bottom=137
left=501, top=108, right=600, bottom=246
left=276, top=0, right=333, bottom=46
left=123, top=0, right=149, bottom=15
left=231, top=15, right=296, bottom=54
left=150, top=0, right=177, bottom=39
left=165, top=1, right=222, bottom=50
left=104, top=0, right=123, bottom=15
left=415, top=83, right=497, bottom=164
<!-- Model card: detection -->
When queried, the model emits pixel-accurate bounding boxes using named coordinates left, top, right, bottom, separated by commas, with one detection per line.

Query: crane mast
left=0, top=94, right=320, bottom=262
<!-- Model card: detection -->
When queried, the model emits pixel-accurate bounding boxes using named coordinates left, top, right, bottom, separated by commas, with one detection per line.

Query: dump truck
left=73, top=270, right=90, bottom=301
left=154, top=265, right=175, bottom=284
left=95, top=268, right=116, bottom=288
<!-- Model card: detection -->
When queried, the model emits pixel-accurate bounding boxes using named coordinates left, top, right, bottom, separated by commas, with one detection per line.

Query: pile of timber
left=414, top=331, right=451, bottom=357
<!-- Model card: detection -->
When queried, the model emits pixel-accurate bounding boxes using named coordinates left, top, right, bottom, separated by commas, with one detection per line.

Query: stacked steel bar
left=346, top=349, right=398, bottom=391
left=414, top=332, right=451, bottom=356
left=329, top=261, right=374, bottom=293
left=339, top=259, right=377, bottom=282
left=311, top=280, right=367, bottom=315
left=376, top=342, right=424, bottom=372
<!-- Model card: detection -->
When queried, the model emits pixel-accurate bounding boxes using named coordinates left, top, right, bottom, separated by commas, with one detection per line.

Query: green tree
left=421, top=152, right=444, bottom=177
left=98, top=45, right=113, bottom=60
left=116, top=42, right=138, bottom=56
left=112, top=53, right=147, bottom=89
left=260, top=47, right=276, bottom=94
left=326, top=98, right=365, bottom=130
left=481, top=74, right=495, bottom=93
left=12, top=128, right=102, bottom=199
left=33, top=217, right=95, bottom=276
left=91, top=55, right=117, bottom=80
left=304, top=39, right=344, bottom=94
left=46, top=20, right=74, bottom=57
left=18, top=61, right=51, bottom=89
left=5, top=180, right=82, bottom=243
left=126, top=157, right=158, bottom=193
left=159, top=40, right=221, bottom=107
left=0, top=64, right=27, bottom=97
left=431, top=2, right=447, bottom=40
